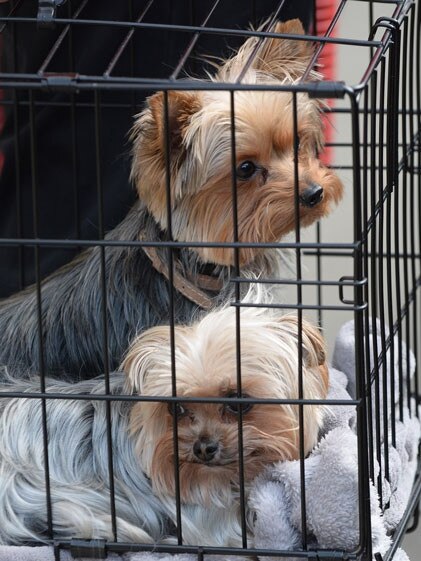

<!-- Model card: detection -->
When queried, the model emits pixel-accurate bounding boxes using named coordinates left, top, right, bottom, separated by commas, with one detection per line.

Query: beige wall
left=322, top=2, right=420, bottom=556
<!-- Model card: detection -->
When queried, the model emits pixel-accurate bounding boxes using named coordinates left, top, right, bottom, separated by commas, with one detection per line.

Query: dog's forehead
left=176, top=372, right=265, bottom=399
left=169, top=322, right=293, bottom=393
left=224, top=91, right=319, bottom=153
left=204, top=89, right=316, bottom=126
left=135, top=316, right=306, bottom=400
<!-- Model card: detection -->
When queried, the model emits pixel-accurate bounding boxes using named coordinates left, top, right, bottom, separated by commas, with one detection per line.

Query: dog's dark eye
left=224, top=392, right=253, bottom=415
left=236, top=160, right=257, bottom=180
left=225, top=402, right=253, bottom=414
left=168, top=402, right=187, bottom=417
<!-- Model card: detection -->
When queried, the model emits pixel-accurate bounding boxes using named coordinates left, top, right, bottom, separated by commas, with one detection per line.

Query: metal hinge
left=37, top=0, right=67, bottom=27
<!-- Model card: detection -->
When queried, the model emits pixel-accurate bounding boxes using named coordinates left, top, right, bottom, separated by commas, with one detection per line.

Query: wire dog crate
left=0, top=1, right=420, bottom=560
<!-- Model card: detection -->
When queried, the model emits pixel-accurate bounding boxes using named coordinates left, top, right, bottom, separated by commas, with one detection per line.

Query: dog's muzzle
left=193, top=437, right=220, bottom=462
left=300, top=184, right=324, bottom=208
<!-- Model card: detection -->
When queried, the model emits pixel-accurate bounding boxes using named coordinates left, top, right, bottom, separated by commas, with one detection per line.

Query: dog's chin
left=150, top=450, right=281, bottom=508
left=150, top=458, right=238, bottom=508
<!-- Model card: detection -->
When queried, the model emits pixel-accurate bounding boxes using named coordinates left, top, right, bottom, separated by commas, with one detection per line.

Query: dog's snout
left=300, top=184, right=324, bottom=208
left=193, top=437, right=219, bottom=462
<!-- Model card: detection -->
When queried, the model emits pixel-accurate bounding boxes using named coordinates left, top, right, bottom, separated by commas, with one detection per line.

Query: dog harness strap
left=141, top=243, right=215, bottom=310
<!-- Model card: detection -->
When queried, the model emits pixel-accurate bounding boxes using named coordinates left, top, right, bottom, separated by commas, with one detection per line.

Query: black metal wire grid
left=0, top=1, right=420, bottom=560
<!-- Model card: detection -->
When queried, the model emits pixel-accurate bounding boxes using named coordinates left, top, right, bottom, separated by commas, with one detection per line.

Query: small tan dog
left=0, top=304, right=328, bottom=546
left=125, top=305, right=329, bottom=515
left=131, top=19, right=343, bottom=267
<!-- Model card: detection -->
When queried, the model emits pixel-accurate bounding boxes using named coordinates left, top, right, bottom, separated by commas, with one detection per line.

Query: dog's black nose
left=193, top=438, right=219, bottom=462
left=300, top=184, right=324, bottom=208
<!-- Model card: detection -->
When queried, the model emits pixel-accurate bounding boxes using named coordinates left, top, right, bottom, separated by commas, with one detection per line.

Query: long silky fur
left=0, top=301, right=328, bottom=547
left=0, top=201, right=289, bottom=379
left=0, top=369, right=249, bottom=546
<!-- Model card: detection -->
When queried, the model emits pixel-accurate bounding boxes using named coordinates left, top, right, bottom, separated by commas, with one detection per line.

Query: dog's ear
left=300, top=319, right=327, bottom=368
left=130, top=90, right=202, bottom=203
left=148, top=90, right=202, bottom=152
left=257, top=20, right=313, bottom=73
left=121, top=325, right=171, bottom=394
left=218, top=19, right=313, bottom=81
left=277, top=315, right=329, bottom=395
left=277, top=315, right=326, bottom=367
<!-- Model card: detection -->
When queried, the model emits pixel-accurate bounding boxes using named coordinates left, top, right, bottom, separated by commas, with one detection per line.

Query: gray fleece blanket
left=250, top=319, right=419, bottom=561
left=0, top=550, right=250, bottom=561
left=0, top=319, right=418, bottom=561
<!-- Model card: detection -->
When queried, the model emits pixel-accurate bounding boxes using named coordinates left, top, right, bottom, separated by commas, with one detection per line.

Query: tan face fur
left=123, top=307, right=329, bottom=507
left=131, top=19, right=343, bottom=267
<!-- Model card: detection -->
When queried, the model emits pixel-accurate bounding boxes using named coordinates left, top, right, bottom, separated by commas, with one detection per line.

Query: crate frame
left=0, top=1, right=420, bottom=560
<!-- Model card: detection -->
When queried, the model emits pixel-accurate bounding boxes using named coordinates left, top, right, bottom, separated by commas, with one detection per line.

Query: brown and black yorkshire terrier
left=131, top=19, right=342, bottom=267
left=0, top=20, right=343, bottom=379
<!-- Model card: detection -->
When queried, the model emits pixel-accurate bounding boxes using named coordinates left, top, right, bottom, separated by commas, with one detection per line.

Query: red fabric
left=316, top=0, right=339, bottom=166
